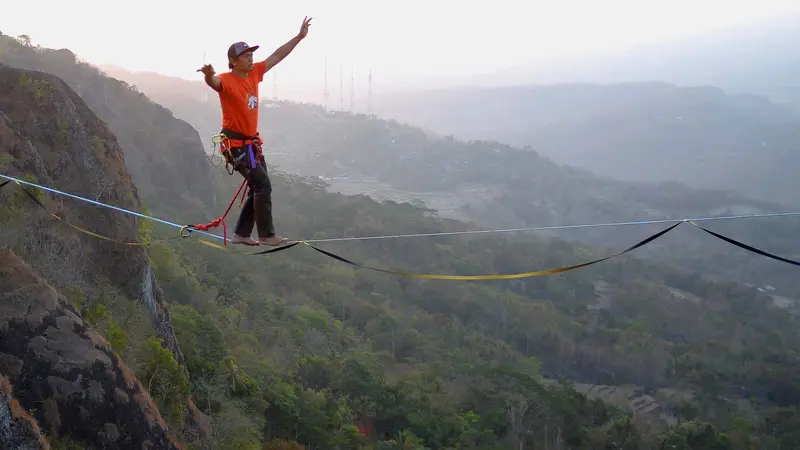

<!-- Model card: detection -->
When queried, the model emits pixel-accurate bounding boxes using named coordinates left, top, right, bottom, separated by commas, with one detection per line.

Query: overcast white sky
left=3, top=0, right=799, bottom=94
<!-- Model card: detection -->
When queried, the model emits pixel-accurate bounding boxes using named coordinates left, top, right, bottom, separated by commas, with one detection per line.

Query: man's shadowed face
left=230, top=50, right=255, bottom=72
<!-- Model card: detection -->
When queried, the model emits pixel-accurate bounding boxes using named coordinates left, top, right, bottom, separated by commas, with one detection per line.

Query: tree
left=659, top=421, right=732, bottom=450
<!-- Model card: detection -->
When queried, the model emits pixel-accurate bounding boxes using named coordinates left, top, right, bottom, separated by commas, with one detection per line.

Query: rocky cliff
left=0, top=373, right=49, bottom=450
left=0, top=247, right=182, bottom=449
left=0, top=32, right=216, bottom=216
left=0, top=63, right=185, bottom=367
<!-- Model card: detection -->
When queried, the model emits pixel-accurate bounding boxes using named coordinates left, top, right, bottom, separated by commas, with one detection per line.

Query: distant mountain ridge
left=372, top=81, right=800, bottom=207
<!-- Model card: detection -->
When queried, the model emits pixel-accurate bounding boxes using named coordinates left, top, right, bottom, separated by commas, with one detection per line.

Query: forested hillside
left=2, top=33, right=799, bottom=448
left=152, top=174, right=800, bottom=449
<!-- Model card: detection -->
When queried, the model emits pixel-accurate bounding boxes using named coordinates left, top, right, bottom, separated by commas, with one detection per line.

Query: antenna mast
left=201, top=52, right=209, bottom=102
left=323, top=56, right=329, bottom=111
left=368, top=66, right=373, bottom=114
left=339, top=63, right=344, bottom=110
left=350, top=68, right=355, bottom=111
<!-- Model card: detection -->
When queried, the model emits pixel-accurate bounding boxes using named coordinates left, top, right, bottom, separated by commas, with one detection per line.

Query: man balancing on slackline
left=197, top=16, right=312, bottom=246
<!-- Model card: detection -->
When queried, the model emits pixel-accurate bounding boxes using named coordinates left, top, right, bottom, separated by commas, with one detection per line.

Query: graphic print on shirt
left=247, top=94, right=258, bottom=110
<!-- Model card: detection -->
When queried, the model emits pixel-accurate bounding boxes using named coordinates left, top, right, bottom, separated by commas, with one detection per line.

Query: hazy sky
left=3, top=0, right=799, bottom=93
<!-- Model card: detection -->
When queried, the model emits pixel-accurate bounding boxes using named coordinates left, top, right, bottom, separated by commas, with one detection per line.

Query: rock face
left=0, top=247, right=182, bottom=449
left=0, top=374, right=49, bottom=450
left=0, top=63, right=183, bottom=365
left=0, top=32, right=216, bottom=214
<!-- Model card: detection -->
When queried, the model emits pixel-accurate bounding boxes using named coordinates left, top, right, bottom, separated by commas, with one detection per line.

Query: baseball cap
left=227, top=41, right=260, bottom=60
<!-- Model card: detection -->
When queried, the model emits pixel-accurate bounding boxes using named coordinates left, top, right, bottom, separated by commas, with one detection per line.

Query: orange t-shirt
left=217, top=61, right=268, bottom=138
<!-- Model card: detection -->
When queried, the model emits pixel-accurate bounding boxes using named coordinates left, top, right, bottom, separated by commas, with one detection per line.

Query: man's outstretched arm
left=204, top=73, right=222, bottom=92
left=262, top=35, right=303, bottom=72
left=262, top=16, right=312, bottom=72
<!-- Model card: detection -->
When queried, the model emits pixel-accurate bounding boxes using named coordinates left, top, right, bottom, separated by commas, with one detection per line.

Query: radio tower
left=339, top=63, right=344, bottom=110
left=200, top=52, right=209, bottom=102
left=350, top=68, right=355, bottom=111
left=323, top=56, right=329, bottom=110
left=272, top=72, right=277, bottom=100
left=368, top=66, right=373, bottom=114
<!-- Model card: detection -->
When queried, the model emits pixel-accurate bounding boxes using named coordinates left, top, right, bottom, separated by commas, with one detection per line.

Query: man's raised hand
left=297, top=16, right=312, bottom=39
left=197, top=64, right=215, bottom=77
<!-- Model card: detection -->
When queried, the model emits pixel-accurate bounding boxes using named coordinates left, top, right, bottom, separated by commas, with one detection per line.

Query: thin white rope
left=302, top=212, right=800, bottom=243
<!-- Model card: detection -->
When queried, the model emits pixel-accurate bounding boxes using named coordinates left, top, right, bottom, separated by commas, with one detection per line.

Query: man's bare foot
left=259, top=235, right=289, bottom=246
left=231, top=234, right=260, bottom=246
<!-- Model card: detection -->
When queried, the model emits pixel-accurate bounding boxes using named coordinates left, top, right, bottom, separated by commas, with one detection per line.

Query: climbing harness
left=212, top=129, right=265, bottom=176
left=185, top=130, right=268, bottom=245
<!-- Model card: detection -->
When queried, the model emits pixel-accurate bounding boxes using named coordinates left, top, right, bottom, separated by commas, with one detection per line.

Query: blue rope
left=0, top=173, right=227, bottom=242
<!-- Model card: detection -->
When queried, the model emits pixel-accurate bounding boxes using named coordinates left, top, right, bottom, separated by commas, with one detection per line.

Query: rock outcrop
left=0, top=31, right=215, bottom=217
left=0, top=63, right=184, bottom=365
left=0, top=374, right=49, bottom=450
left=0, top=247, right=182, bottom=449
